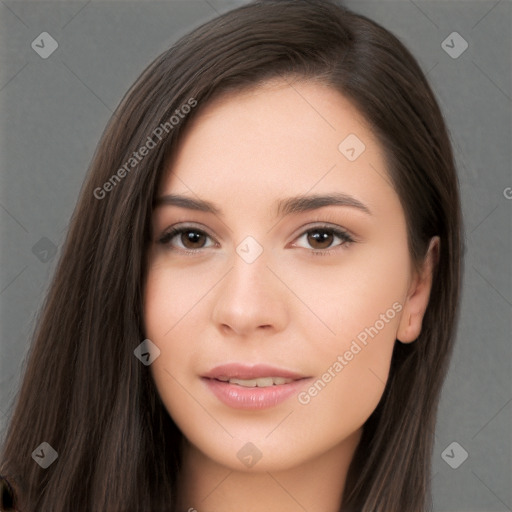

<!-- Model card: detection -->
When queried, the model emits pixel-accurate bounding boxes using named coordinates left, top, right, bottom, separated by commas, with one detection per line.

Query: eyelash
left=156, top=224, right=355, bottom=257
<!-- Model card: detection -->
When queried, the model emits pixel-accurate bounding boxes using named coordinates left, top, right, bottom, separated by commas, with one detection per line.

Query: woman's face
left=144, top=78, right=433, bottom=473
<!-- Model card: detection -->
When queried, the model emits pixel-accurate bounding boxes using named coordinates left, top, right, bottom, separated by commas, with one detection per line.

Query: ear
left=397, top=236, right=440, bottom=344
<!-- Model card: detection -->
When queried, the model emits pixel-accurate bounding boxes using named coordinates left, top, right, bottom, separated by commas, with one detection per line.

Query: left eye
left=293, top=227, right=353, bottom=251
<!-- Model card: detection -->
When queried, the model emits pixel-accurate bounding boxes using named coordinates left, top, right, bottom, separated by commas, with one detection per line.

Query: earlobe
left=397, top=236, right=440, bottom=344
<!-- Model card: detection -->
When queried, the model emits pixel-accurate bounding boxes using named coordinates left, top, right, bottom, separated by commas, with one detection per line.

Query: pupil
left=308, top=230, right=332, bottom=249
left=182, top=231, right=204, bottom=248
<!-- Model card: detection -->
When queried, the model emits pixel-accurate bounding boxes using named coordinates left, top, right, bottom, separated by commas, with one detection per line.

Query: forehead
left=178, top=78, right=376, bottom=148
left=158, top=78, right=395, bottom=219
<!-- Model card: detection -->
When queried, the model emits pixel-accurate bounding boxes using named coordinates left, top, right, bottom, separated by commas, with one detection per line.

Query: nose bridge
left=211, top=236, right=287, bottom=335
left=226, top=239, right=272, bottom=306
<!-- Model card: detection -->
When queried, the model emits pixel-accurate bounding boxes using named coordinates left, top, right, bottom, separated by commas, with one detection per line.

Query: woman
left=0, top=0, right=463, bottom=510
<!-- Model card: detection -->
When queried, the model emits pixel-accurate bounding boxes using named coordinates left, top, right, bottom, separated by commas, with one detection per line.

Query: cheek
left=143, top=265, right=213, bottom=436
left=272, top=237, right=409, bottom=351
left=281, top=244, right=407, bottom=434
left=291, top=311, right=398, bottom=457
left=144, top=268, right=193, bottom=372
left=144, top=264, right=204, bottom=338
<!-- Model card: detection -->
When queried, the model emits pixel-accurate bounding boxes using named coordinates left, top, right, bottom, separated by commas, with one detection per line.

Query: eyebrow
left=154, top=192, right=371, bottom=217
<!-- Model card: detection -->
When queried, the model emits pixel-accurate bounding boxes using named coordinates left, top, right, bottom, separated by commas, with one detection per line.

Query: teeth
left=219, top=377, right=294, bottom=387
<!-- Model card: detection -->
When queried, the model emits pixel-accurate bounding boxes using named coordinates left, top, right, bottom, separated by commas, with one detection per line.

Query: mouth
left=213, top=376, right=296, bottom=387
left=201, top=363, right=311, bottom=410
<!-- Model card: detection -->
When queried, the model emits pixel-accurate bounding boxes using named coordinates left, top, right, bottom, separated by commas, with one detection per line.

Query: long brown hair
left=0, top=1, right=463, bottom=510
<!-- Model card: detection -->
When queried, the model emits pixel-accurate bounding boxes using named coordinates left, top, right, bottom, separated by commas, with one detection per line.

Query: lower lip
left=202, top=378, right=310, bottom=410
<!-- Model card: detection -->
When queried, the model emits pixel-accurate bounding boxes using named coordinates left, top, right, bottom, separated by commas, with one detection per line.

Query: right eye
left=157, top=226, right=217, bottom=253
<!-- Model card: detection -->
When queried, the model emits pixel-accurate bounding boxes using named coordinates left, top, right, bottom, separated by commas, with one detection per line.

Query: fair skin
left=143, top=78, right=437, bottom=512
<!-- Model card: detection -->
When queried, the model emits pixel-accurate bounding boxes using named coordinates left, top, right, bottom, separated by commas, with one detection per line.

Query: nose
left=211, top=246, right=289, bottom=338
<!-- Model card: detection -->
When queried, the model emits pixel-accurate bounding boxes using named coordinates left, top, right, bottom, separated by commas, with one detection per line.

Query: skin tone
left=143, top=77, right=438, bottom=512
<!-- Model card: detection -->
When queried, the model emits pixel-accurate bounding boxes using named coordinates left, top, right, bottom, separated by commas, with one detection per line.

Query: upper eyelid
left=157, top=222, right=216, bottom=239
left=290, top=221, right=353, bottom=240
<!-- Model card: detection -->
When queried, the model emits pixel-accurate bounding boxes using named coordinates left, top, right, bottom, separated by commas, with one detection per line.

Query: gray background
left=0, top=1, right=510, bottom=511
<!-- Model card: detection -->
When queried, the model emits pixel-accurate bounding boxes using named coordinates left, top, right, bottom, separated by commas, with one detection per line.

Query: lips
left=201, top=363, right=311, bottom=410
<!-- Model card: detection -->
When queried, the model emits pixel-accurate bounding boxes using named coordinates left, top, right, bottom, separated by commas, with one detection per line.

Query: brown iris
left=307, top=229, right=333, bottom=249
left=181, top=230, right=207, bottom=249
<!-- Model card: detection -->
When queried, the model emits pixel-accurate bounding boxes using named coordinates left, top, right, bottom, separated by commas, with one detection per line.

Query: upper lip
left=202, top=363, right=307, bottom=380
